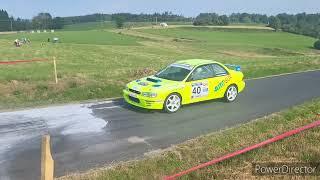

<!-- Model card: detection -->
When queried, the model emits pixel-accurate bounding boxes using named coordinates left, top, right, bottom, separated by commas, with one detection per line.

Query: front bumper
left=123, top=89, right=164, bottom=110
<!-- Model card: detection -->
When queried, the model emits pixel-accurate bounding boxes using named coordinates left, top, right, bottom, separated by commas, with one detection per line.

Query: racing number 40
left=193, top=86, right=201, bottom=94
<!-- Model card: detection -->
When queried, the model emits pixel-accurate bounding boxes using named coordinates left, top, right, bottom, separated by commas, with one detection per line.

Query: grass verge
left=57, top=98, right=320, bottom=180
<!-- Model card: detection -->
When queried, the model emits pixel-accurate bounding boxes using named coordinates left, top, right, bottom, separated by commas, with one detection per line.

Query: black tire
left=224, top=85, right=238, bottom=103
left=163, top=93, right=182, bottom=113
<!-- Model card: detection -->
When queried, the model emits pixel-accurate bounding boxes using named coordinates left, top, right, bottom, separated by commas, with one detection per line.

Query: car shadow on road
left=122, top=98, right=227, bottom=114
left=121, top=103, right=158, bottom=114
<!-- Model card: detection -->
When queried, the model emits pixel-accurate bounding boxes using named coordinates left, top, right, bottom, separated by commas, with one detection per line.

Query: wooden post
left=53, top=57, right=58, bottom=84
left=41, top=135, right=54, bottom=180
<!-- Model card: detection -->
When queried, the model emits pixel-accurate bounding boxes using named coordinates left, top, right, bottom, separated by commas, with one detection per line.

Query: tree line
left=0, top=9, right=319, bottom=39
left=276, top=13, right=320, bottom=38
left=193, top=13, right=320, bottom=38
left=0, top=10, right=192, bottom=31
left=111, top=12, right=191, bottom=23
left=0, top=9, right=12, bottom=31
left=193, top=13, right=269, bottom=26
left=0, top=10, right=111, bottom=31
left=0, top=10, right=64, bottom=31
left=193, top=13, right=229, bottom=26
left=62, top=13, right=112, bottom=25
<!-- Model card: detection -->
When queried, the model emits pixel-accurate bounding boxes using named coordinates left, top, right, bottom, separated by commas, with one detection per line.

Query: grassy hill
left=137, top=27, right=314, bottom=51
left=62, top=21, right=193, bottom=31
left=63, top=21, right=116, bottom=31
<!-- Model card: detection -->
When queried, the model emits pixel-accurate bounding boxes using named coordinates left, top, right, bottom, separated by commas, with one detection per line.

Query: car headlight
left=142, top=92, right=157, bottom=98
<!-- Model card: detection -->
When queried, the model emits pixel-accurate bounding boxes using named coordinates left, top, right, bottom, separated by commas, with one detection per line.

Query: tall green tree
left=112, top=15, right=125, bottom=28
left=32, top=13, right=52, bottom=29
left=219, top=15, right=230, bottom=25
left=268, top=16, right=281, bottom=31
left=314, top=40, right=320, bottom=50
left=0, top=9, right=10, bottom=31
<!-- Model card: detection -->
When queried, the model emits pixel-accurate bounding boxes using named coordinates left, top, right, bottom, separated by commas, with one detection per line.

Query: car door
left=184, top=64, right=216, bottom=104
left=210, top=63, right=230, bottom=99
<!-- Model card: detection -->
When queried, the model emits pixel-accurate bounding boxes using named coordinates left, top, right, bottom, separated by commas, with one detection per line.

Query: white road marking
left=84, top=100, right=114, bottom=105
left=247, top=69, right=320, bottom=81
left=0, top=99, right=119, bottom=113
left=94, top=106, right=122, bottom=110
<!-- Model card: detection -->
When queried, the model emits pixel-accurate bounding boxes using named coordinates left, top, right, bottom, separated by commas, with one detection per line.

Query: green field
left=62, top=21, right=193, bottom=31
left=138, top=27, right=314, bottom=50
left=0, top=31, right=141, bottom=45
left=0, top=26, right=319, bottom=109
left=63, top=21, right=117, bottom=31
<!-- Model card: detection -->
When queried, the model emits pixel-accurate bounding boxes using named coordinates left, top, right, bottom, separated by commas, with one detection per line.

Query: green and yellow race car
left=123, top=59, right=245, bottom=113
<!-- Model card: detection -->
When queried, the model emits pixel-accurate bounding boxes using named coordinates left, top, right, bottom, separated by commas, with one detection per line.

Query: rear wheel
left=224, top=85, right=238, bottom=102
left=164, top=93, right=181, bottom=113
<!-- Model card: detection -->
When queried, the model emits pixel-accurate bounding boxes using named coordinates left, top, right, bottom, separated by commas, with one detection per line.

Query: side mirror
left=235, top=66, right=241, bottom=71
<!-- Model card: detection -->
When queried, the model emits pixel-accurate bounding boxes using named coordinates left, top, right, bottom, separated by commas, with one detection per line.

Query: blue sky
left=1, top=0, right=319, bottom=18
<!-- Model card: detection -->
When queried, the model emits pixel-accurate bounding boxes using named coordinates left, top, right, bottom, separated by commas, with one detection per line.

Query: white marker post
left=53, top=57, right=58, bottom=84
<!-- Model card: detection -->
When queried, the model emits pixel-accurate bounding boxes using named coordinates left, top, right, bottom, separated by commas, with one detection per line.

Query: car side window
left=211, top=64, right=228, bottom=76
left=189, top=64, right=214, bottom=81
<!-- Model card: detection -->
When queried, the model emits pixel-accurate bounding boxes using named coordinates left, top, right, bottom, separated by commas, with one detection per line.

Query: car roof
left=174, top=59, right=218, bottom=68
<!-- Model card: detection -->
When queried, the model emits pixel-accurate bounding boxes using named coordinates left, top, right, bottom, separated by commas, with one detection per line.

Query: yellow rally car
left=123, top=59, right=245, bottom=113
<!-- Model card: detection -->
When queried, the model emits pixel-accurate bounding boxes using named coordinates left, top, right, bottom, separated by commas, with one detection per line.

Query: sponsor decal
left=214, top=75, right=231, bottom=92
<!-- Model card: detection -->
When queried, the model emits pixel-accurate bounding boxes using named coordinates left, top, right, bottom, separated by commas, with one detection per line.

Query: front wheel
left=224, top=85, right=238, bottom=102
left=164, top=93, right=181, bottom=113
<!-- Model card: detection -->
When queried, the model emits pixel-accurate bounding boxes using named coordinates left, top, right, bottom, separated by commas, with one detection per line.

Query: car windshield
left=155, top=64, right=192, bottom=81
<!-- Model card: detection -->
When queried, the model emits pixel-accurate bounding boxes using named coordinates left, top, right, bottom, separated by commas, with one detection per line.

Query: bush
left=314, top=40, right=320, bottom=50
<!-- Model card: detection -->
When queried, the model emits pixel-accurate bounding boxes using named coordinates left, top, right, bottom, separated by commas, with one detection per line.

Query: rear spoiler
left=224, top=64, right=241, bottom=71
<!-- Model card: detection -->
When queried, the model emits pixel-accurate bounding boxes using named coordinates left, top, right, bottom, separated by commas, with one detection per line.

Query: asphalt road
left=1, top=70, right=320, bottom=180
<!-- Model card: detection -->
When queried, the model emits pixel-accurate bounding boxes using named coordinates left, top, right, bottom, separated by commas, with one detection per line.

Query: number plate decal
left=129, top=93, right=137, bottom=98
left=132, top=86, right=140, bottom=91
left=191, top=81, right=209, bottom=99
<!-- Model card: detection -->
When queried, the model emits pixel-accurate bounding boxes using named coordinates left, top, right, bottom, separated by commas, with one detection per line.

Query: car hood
left=127, top=76, right=183, bottom=92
